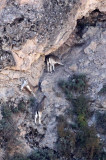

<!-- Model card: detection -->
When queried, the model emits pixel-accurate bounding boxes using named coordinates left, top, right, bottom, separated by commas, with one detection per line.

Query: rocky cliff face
left=0, top=0, right=106, bottom=159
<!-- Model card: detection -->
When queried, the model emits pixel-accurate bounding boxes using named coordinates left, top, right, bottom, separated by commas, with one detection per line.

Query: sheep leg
left=52, top=64, right=55, bottom=72
left=35, top=112, right=38, bottom=124
left=47, top=61, right=50, bottom=72
left=38, top=111, right=42, bottom=124
left=50, top=64, right=52, bottom=73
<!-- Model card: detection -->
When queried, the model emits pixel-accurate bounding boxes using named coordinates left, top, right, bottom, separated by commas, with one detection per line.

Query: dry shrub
left=56, top=115, right=76, bottom=159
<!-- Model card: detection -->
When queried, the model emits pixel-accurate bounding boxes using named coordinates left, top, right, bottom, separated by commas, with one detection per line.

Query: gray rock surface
left=0, top=0, right=106, bottom=158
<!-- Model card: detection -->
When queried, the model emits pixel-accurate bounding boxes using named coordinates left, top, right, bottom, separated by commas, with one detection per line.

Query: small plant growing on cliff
left=56, top=115, right=76, bottom=159
left=29, top=148, right=58, bottom=160
left=72, top=95, right=90, bottom=128
left=0, top=119, right=20, bottom=159
left=71, top=95, right=100, bottom=159
left=86, top=127, right=100, bottom=160
left=76, top=126, right=100, bottom=160
left=11, top=107, right=19, bottom=113
left=96, top=111, right=106, bottom=134
left=10, top=100, right=26, bottom=113
left=68, top=74, right=88, bottom=93
left=18, top=100, right=26, bottom=112
left=1, top=104, right=12, bottom=119
left=29, top=96, right=36, bottom=106
left=58, top=76, right=102, bottom=160
left=58, top=74, right=88, bottom=101
left=0, top=103, right=21, bottom=159
left=10, top=154, right=30, bottom=160
left=98, top=84, right=106, bottom=94
left=58, top=79, right=73, bottom=100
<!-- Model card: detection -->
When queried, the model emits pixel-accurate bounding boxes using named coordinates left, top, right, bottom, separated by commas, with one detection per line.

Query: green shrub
left=1, top=104, right=12, bottom=119
left=56, top=115, right=76, bottom=159
left=72, top=95, right=90, bottom=116
left=29, top=97, right=35, bottom=104
left=2, top=100, right=26, bottom=116
left=56, top=114, right=101, bottom=160
left=72, top=95, right=90, bottom=128
left=72, top=95, right=100, bottom=159
left=29, top=149, right=58, bottom=160
left=0, top=102, right=22, bottom=158
left=10, top=154, right=30, bottom=160
left=58, top=80, right=73, bottom=100
left=98, top=84, right=106, bottom=94
left=96, top=111, right=106, bottom=134
left=11, top=107, right=19, bottom=113
left=10, top=149, right=58, bottom=160
left=59, top=74, right=88, bottom=95
left=76, top=126, right=100, bottom=159
left=77, top=114, right=87, bottom=128
left=56, top=115, right=68, bottom=138
left=68, top=74, right=88, bottom=93
left=58, top=76, right=102, bottom=160
left=0, top=117, right=20, bottom=159
left=18, top=100, right=26, bottom=112
left=97, top=152, right=106, bottom=160
left=29, top=96, right=38, bottom=110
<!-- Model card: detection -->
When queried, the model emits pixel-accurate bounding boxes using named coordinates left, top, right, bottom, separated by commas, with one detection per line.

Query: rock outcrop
left=0, top=0, right=106, bottom=159
left=0, top=0, right=105, bottom=99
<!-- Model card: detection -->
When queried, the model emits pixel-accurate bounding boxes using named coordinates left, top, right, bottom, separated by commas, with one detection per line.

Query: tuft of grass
left=59, top=74, right=88, bottom=95
left=2, top=100, right=27, bottom=115
left=72, top=95, right=90, bottom=128
left=0, top=117, right=20, bottom=159
left=56, top=114, right=100, bottom=160
left=71, top=95, right=100, bottom=159
left=72, top=95, right=90, bottom=115
left=11, top=107, right=19, bottom=113
left=68, top=74, right=88, bottom=93
left=29, top=97, right=37, bottom=106
left=58, top=80, right=73, bottom=101
left=76, top=126, right=100, bottom=160
left=18, top=100, right=26, bottom=112
left=29, top=148, right=58, bottom=160
left=10, top=149, right=58, bottom=160
left=56, top=115, right=76, bottom=159
left=96, top=111, right=106, bottom=134
left=1, top=104, right=12, bottom=119
left=77, top=114, right=87, bottom=128
left=0, top=101, right=26, bottom=159
left=58, top=75, right=102, bottom=160
left=10, top=154, right=30, bottom=160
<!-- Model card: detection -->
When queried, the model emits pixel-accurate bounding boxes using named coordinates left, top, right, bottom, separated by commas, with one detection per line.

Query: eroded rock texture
left=0, top=0, right=105, bottom=70
left=0, top=0, right=106, bottom=159
left=0, top=0, right=105, bottom=97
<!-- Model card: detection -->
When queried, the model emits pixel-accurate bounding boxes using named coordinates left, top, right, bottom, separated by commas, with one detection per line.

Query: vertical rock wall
left=0, top=0, right=105, bottom=100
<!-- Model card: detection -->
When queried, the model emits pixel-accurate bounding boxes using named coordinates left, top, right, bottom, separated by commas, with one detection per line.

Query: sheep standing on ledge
left=34, top=95, right=46, bottom=124
left=30, top=96, right=46, bottom=125
left=45, top=55, right=64, bottom=73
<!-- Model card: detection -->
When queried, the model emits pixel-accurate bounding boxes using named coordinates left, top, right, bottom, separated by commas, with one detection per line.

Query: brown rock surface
left=0, top=0, right=105, bottom=99
left=0, top=0, right=106, bottom=159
